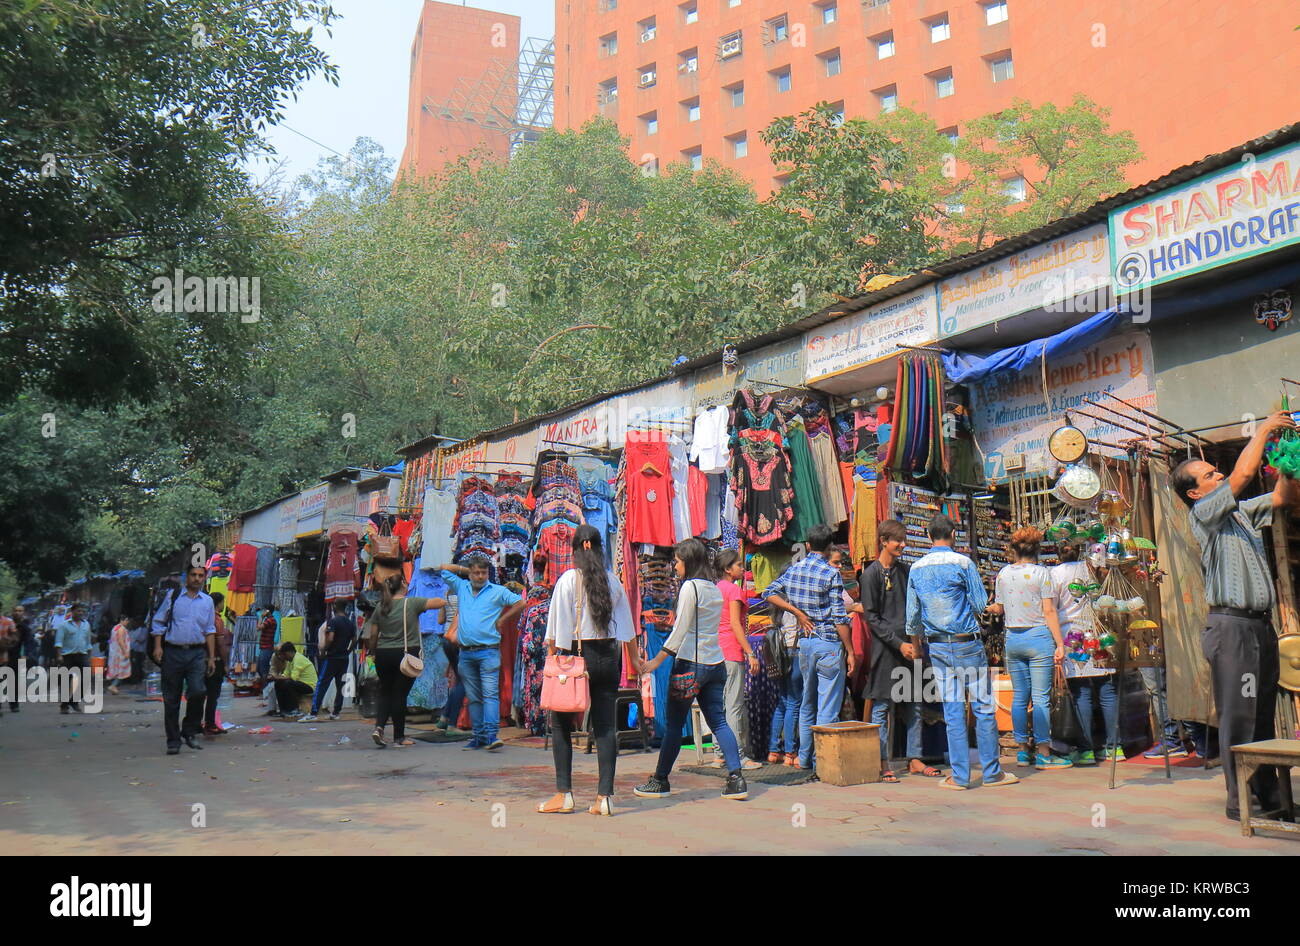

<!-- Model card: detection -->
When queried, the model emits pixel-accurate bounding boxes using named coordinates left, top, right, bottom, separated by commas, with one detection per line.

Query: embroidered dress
left=728, top=390, right=795, bottom=545
left=518, top=587, right=553, bottom=735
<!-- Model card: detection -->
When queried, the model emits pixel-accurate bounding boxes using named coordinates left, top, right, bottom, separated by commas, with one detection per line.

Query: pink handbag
left=540, top=573, right=591, bottom=715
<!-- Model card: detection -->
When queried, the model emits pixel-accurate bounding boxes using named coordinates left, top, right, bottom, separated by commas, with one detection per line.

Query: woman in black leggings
left=363, top=574, right=445, bottom=747
left=538, top=525, right=643, bottom=816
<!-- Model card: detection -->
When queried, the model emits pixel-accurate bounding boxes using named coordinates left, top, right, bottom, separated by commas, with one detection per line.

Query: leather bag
left=541, top=572, right=591, bottom=714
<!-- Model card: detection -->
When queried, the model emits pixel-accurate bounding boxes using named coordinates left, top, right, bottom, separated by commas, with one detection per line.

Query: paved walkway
left=1, top=691, right=1297, bottom=855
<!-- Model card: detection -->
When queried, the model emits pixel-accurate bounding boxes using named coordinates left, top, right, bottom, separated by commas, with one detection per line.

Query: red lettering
left=1183, top=191, right=1217, bottom=228
left=1252, top=162, right=1291, bottom=206
left=1216, top=178, right=1248, bottom=217
left=1122, top=205, right=1153, bottom=249
left=1154, top=200, right=1181, bottom=238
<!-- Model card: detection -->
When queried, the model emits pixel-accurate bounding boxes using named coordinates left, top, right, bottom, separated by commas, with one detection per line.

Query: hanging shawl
left=883, top=352, right=949, bottom=492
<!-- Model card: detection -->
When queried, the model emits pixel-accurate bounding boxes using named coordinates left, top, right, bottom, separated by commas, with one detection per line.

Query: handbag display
left=399, top=599, right=424, bottom=678
left=541, top=572, right=591, bottom=714
left=1049, top=664, right=1086, bottom=753
left=668, top=580, right=702, bottom=702
left=371, top=534, right=401, bottom=561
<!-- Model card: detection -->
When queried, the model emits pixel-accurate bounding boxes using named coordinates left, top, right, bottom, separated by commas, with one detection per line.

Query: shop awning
left=942, top=306, right=1127, bottom=384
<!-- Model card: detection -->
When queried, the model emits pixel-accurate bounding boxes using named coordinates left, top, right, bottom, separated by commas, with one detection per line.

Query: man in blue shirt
left=764, top=524, right=855, bottom=770
left=439, top=556, right=525, bottom=751
left=54, top=603, right=93, bottom=713
left=906, top=515, right=1017, bottom=790
left=150, top=565, right=217, bottom=755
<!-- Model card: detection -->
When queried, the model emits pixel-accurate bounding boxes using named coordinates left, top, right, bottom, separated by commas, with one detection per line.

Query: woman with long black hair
left=634, top=538, right=748, bottom=802
left=538, top=525, right=643, bottom=816
left=362, top=573, right=445, bottom=748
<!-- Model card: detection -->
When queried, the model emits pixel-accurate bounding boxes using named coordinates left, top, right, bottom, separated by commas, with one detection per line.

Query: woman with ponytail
left=538, top=525, right=643, bottom=816
left=362, top=573, right=445, bottom=748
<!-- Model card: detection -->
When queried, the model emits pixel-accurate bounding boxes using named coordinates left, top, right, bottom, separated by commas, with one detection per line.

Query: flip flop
left=938, top=775, right=968, bottom=791
left=881, top=770, right=901, bottom=783
left=910, top=764, right=945, bottom=778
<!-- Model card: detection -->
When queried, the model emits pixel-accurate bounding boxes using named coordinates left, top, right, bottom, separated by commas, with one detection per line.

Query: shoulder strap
left=691, top=580, right=700, bottom=663
left=401, top=597, right=408, bottom=650
left=573, top=570, right=585, bottom=656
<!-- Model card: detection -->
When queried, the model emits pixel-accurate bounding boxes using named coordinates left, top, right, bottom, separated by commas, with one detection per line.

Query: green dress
left=785, top=417, right=826, bottom=543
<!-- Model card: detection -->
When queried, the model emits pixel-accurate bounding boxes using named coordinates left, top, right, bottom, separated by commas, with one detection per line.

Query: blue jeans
left=871, top=696, right=924, bottom=763
left=459, top=646, right=501, bottom=744
left=797, top=637, right=846, bottom=768
left=257, top=646, right=274, bottom=680
left=929, top=639, right=1002, bottom=786
left=768, top=657, right=803, bottom=754
left=1069, top=674, right=1118, bottom=750
left=1005, top=625, right=1055, bottom=745
left=1140, top=665, right=1208, bottom=752
left=653, top=660, right=741, bottom=776
left=312, top=656, right=350, bottom=716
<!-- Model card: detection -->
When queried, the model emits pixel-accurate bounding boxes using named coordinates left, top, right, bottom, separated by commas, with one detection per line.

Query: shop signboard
left=438, top=440, right=488, bottom=479
left=323, top=483, right=358, bottom=532
left=538, top=405, right=609, bottom=449
left=275, top=493, right=302, bottom=546
left=973, top=330, right=1155, bottom=479
left=805, top=286, right=937, bottom=381
left=938, top=224, right=1111, bottom=338
left=295, top=484, right=327, bottom=538
left=607, top=377, right=690, bottom=446
left=484, top=427, right=539, bottom=471
left=1110, top=141, right=1300, bottom=293
left=693, top=339, right=804, bottom=410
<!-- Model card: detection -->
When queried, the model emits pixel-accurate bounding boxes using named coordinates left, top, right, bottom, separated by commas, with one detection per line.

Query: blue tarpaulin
left=942, top=306, right=1127, bottom=385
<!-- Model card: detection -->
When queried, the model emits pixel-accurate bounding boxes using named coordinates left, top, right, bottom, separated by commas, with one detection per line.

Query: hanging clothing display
left=687, top=466, right=708, bottom=538
left=229, top=613, right=260, bottom=680
left=728, top=390, right=795, bottom=546
left=254, top=546, right=277, bottom=611
left=452, top=475, right=500, bottom=575
left=206, top=551, right=234, bottom=578
left=624, top=431, right=677, bottom=547
left=495, top=474, right=532, bottom=585
left=668, top=435, right=692, bottom=542
left=530, top=460, right=583, bottom=586
left=517, top=586, right=553, bottom=735
left=324, top=530, right=359, bottom=601
left=884, top=352, right=949, bottom=488
left=275, top=558, right=303, bottom=616
left=230, top=543, right=257, bottom=593
left=690, top=404, right=731, bottom=474
left=417, top=485, right=457, bottom=571
left=784, top=415, right=826, bottom=542
left=808, top=423, right=849, bottom=525
left=850, top=481, right=879, bottom=568
left=572, top=457, right=618, bottom=567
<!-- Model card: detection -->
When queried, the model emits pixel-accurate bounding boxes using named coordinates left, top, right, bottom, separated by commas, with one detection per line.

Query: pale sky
left=247, top=0, right=555, bottom=187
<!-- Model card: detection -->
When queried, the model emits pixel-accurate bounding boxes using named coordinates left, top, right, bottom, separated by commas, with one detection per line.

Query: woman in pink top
left=716, top=550, right=762, bottom=770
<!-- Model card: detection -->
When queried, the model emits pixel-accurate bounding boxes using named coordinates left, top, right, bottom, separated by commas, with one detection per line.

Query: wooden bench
left=1231, top=738, right=1300, bottom=838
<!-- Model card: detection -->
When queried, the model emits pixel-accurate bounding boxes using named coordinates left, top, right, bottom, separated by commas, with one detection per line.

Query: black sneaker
left=633, top=776, right=672, bottom=798
left=722, top=772, right=749, bottom=800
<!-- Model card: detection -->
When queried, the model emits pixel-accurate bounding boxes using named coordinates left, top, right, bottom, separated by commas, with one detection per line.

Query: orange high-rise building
left=400, top=1, right=521, bottom=181
left=555, top=0, right=1300, bottom=196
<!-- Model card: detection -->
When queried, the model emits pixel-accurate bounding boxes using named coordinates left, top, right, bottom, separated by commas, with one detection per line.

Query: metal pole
left=1101, top=391, right=1213, bottom=447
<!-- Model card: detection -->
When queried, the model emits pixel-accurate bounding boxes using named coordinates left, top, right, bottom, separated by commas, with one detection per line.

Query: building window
left=729, top=0, right=742, bottom=6
left=684, top=97, right=701, bottom=121
left=984, top=0, right=1008, bottom=25
left=928, top=13, right=950, bottom=43
left=874, top=31, right=895, bottom=59
left=727, top=81, right=745, bottom=106
left=932, top=68, right=954, bottom=98
left=638, top=17, right=657, bottom=42
left=990, top=53, right=1014, bottom=82
left=939, top=125, right=959, bottom=143
left=643, top=111, right=658, bottom=134
left=719, top=30, right=742, bottom=59
left=944, top=201, right=965, bottom=215
left=766, top=14, right=789, bottom=43
left=731, top=133, right=748, bottom=158
left=821, top=49, right=841, bottom=77
left=819, top=2, right=837, bottom=25
left=600, top=0, right=617, bottom=10
left=679, top=48, right=699, bottom=73
left=685, top=147, right=703, bottom=171
left=682, top=1, right=698, bottom=25
left=875, top=84, right=898, bottom=113
left=598, top=78, right=618, bottom=104
left=773, top=66, right=792, bottom=92
left=599, top=33, right=617, bottom=57
left=1003, top=175, right=1026, bottom=202
left=639, top=65, right=657, bottom=87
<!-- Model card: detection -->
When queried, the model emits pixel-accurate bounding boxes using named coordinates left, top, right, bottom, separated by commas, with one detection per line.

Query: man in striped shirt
left=764, top=524, right=854, bottom=769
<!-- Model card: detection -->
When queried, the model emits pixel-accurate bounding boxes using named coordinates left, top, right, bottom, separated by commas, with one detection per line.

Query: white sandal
left=537, top=792, right=574, bottom=814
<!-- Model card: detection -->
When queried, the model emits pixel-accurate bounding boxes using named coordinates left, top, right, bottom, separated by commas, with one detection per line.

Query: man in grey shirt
left=1173, top=409, right=1300, bottom=820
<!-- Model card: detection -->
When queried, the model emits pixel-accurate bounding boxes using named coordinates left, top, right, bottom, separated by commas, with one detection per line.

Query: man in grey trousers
left=1172, top=409, right=1300, bottom=821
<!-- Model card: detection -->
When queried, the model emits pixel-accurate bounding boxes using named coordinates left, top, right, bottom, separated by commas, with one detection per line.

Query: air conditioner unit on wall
left=639, top=71, right=656, bottom=86
left=641, top=29, right=655, bottom=42
left=720, top=39, right=741, bottom=58
left=679, top=59, right=698, bottom=73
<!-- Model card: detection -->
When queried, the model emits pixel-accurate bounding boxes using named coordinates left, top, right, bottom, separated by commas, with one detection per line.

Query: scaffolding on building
left=425, top=36, right=554, bottom=158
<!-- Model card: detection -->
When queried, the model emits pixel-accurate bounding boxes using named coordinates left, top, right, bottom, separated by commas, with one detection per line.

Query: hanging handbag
left=399, top=599, right=424, bottom=678
left=668, top=580, right=702, bottom=701
left=541, top=572, right=591, bottom=714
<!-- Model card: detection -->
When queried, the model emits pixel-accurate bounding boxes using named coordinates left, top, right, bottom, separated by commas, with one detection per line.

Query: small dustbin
left=811, top=720, right=881, bottom=786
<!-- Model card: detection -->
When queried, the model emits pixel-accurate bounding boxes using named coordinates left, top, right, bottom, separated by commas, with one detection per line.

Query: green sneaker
left=1072, top=750, right=1097, bottom=766
left=1035, top=753, right=1073, bottom=770
left=1098, top=746, right=1126, bottom=762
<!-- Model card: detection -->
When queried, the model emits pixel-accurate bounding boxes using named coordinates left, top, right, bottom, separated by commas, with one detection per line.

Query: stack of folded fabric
left=530, top=460, right=584, bottom=586
left=495, top=473, right=532, bottom=585
left=453, top=475, right=500, bottom=576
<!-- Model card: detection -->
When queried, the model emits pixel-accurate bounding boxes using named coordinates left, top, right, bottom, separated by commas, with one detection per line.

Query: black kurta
left=860, top=558, right=911, bottom=702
